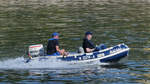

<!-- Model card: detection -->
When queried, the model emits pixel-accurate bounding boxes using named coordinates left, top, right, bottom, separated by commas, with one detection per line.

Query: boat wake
left=0, top=57, right=108, bottom=69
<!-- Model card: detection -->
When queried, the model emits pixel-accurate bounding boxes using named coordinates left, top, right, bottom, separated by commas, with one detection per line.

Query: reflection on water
left=0, top=61, right=150, bottom=84
left=0, top=0, right=150, bottom=83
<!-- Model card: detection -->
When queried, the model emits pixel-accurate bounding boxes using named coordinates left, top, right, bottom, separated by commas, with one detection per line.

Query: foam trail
left=0, top=57, right=109, bottom=69
left=0, top=57, right=70, bottom=69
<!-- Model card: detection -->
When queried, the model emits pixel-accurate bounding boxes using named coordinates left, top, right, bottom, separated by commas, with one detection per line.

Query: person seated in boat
left=47, top=32, right=68, bottom=56
left=82, top=31, right=106, bottom=53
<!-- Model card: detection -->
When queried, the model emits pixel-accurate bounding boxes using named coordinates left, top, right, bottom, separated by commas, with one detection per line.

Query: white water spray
left=0, top=57, right=108, bottom=69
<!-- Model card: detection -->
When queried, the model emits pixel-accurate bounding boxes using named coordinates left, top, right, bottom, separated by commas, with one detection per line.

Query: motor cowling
left=28, top=44, right=44, bottom=57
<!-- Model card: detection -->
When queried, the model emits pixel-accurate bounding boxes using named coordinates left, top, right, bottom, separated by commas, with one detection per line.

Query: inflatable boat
left=26, top=43, right=129, bottom=63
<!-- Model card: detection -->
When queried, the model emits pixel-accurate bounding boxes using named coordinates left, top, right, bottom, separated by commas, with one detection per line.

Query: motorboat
left=26, top=43, right=130, bottom=64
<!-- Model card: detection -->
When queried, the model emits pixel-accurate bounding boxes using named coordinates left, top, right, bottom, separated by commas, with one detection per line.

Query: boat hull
left=100, top=51, right=129, bottom=63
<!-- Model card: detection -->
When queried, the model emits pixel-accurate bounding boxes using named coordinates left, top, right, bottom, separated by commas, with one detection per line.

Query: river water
left=0, top=0, right=150, bottom=83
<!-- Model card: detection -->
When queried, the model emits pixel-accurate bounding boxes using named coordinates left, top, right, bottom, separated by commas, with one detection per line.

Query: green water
left=0, top=0, right=150, bottom=83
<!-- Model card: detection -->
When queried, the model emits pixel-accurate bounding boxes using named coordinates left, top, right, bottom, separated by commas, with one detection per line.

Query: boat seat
left=77, top=47, right=84, bottom=54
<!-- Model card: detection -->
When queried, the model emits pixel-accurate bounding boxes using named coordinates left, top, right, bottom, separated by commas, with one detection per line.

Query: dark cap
left=85, top=31, right=93, bottom=36
left=52, top=32, right=59, bottom=37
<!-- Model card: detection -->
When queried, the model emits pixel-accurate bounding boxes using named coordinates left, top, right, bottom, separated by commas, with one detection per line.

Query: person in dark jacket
left=82, top=31, right=95, bottom=53
left=47, top=32, right=67, bottom=56
left=82, top=31, right=106, bottom=53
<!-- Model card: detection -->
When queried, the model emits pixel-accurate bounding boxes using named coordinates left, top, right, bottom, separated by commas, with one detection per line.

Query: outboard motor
left=28, top=44, right=44, bottom=58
